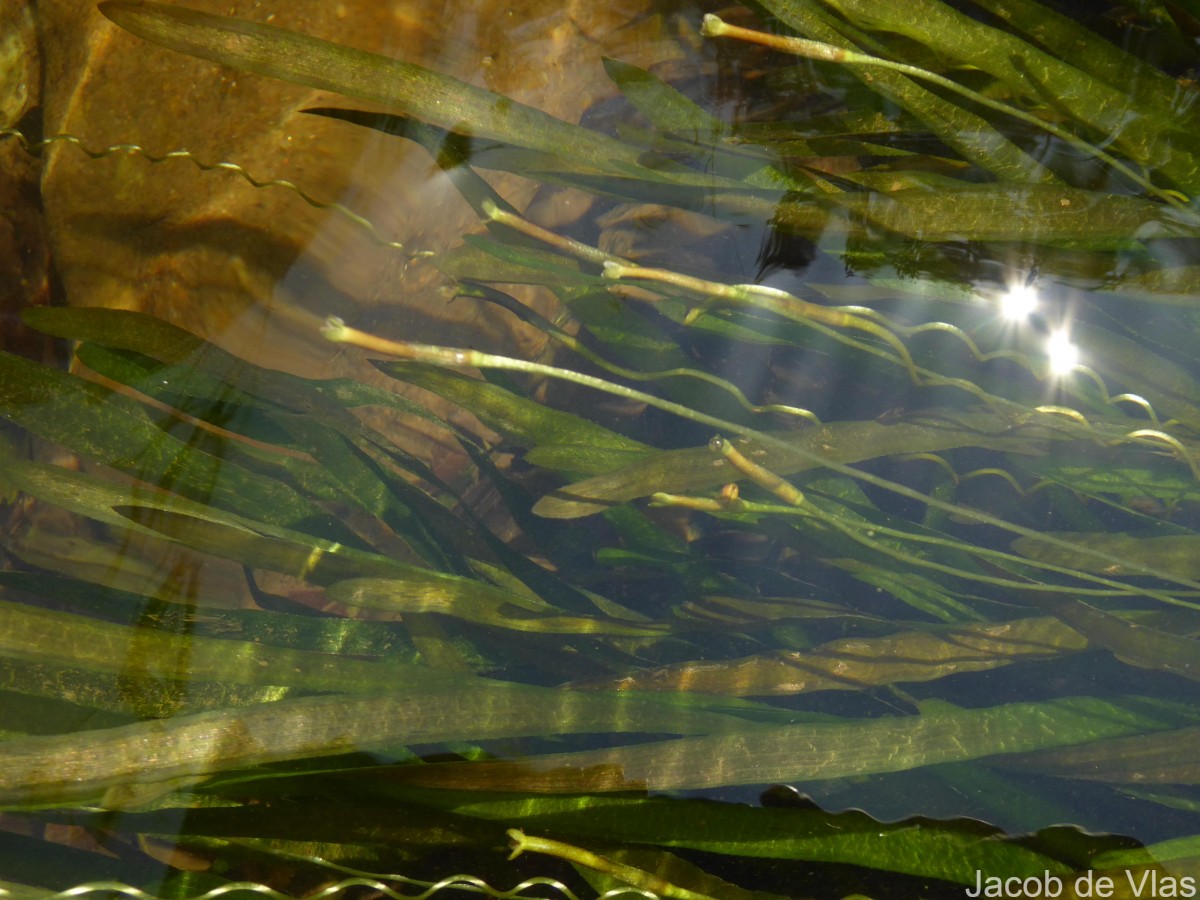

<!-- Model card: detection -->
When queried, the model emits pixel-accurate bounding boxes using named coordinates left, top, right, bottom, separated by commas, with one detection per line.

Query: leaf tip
left=97, top=0, right=146, bottom=26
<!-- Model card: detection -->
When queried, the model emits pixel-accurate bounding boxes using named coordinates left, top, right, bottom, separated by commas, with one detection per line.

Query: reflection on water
left=2, top=0, right=1200, bottom=896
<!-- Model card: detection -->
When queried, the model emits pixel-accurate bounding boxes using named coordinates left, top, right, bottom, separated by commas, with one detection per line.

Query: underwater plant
left=2, top=0, right=1200, bottom=897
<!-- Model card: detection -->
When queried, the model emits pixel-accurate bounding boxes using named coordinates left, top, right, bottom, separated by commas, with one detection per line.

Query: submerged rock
left=33, top=0, right=683, bottom=465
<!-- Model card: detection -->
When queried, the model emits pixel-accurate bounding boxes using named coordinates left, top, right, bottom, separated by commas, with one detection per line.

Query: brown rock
left=34, top=0, right=679, bottom=463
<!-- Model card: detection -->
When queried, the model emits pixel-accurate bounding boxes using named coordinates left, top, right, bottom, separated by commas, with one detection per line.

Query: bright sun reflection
left=999, top=283, right=1038, bottom=321
left=1045, top=328, right=1080, bottom=376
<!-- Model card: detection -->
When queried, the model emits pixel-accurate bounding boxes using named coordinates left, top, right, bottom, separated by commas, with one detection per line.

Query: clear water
left=2, top=0, right=1200, bottom=897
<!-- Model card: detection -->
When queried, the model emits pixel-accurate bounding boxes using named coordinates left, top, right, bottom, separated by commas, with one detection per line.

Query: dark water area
left=2, top=0, right=1200, bottom=897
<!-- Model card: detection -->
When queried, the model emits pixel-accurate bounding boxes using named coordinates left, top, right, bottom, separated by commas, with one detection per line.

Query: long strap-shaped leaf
left=810, top=0, right=1200, bottom=193
left=390, top=695, right=1185, bottom=792
left=531, top=408, right=1081, bottom=518
left=0, top=682, right=759, bottom=806
left=572, top=616, right=1087, bottom=695
left=98, top=1, right=646, bottom=174
left=394, top=790, right=1079, bottom=886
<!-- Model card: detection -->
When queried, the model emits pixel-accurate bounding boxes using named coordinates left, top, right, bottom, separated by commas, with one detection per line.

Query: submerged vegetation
left=3, top=0, right=1200, bottom=896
